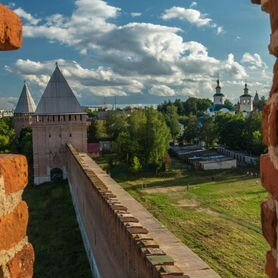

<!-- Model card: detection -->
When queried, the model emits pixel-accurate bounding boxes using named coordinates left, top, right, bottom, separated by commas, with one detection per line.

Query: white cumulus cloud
left=13, top=7, right=41, bottom=25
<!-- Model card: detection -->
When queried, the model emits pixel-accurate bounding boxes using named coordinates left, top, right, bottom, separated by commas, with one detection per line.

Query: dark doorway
left=50, top=168, right=63, bottom=182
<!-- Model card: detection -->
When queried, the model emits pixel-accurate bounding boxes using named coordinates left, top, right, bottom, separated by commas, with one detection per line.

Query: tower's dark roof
left=213, top=93, right=224, bottom=97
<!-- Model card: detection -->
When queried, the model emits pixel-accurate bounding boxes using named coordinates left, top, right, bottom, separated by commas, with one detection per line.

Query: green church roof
left=209, top=104, right=234, bottom=112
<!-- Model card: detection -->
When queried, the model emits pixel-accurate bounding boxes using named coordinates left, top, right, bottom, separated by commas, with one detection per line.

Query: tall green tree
left=183, top=115, right=200, bottom=144
left=164, top=105, right=181, bottom=141
left=87, top=120, right=109, bottom=143
left=106, top=113, right=128, bottom=140
left=113, top=108, right=171, bottom=170
left=200, top=116, right=218, bottom=147
left=143, top=109, right=171, bottom=168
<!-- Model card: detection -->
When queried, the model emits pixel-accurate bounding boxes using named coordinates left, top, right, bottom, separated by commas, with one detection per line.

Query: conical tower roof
left=35, top=64, right=82, bottom=115
left=14, top=82, right=36, bottom=114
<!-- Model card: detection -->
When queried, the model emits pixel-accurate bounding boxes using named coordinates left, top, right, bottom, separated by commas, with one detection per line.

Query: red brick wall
left=252, top=1, right=278, bottom=277
left=66, top=143, right=215, bottom=278
left=0, top=5, right=22, bottom=51
left=0, top=155, right=34, bottom=278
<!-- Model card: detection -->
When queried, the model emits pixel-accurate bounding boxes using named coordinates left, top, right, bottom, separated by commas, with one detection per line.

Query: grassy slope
left=97, top=158, right=268, bottom=278
left=23, top=181, right=92, bottom=278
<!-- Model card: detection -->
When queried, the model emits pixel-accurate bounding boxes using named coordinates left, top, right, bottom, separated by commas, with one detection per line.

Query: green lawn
left=99, top=158, right=268, bottom=278
left=23, top=181, right=92, bottom=278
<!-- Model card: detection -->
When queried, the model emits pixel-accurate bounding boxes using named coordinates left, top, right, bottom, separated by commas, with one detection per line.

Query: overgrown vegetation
left=23, top=181, right=91, bottom=278
left=97, top=158, right=268, bottom=278
left=88, top=108, right=172, bottom=170
left=0, top=117, right=16, bottom=152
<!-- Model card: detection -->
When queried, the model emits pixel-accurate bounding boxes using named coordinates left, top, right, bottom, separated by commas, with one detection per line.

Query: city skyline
left=0, top=0, right=274, bottom=109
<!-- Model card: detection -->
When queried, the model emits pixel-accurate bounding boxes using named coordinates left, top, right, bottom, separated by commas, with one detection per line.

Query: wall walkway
left=66, top=143, right=221, bottom=278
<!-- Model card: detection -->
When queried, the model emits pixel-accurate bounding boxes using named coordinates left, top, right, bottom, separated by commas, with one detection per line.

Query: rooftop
left=35, top=64, right=83, bottom=115
left=14, top=82, right=36, bottom=114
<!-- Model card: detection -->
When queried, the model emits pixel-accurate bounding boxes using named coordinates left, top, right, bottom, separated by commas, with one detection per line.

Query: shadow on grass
left=23, top=181, right=92, bottom=278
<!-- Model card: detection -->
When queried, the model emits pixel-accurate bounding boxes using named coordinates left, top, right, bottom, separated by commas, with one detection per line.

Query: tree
left=183, top=115, right=200, bottom=144
left=250, top=130, right=266, bottom=155
left=87, top=120, right=110, bottom=143
left=17, top=127, right=33, bottom=164
left=200, top=116, right=218, bottom=147
left=164, top=105, right=181, bottom=141
left=106, top=113, right=128, bottom=140
left=131, top=156, right=142, bottom=173
left=0, top=118, right=16, bottom=152
left=224, top=99, right=234, bottom=110
left=254, top=96, right=267, bottom=112
left=113, top=108, right=171, bottom=170
left=143, top=109, right=171, bottom=168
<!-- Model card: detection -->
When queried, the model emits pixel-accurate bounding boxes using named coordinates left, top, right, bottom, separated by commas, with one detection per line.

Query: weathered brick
left=0, top=4, right=22, bottom=51
left=262, top=103, right=270, bottom=146
left=7, top=244, right=34, bottom=278
left=0, top=202, right=28, bottom=251
left=261, top=154, right=278, bottom=199
left=266, top=250, right=278, bottom=278
left=0, top=155, right=28, bottom=194
left=261, top=198, right=277, bottom=248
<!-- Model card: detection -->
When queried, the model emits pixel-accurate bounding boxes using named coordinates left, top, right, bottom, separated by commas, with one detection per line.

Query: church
left=207, top=79, right=235, bottom=116
left=207, top=79, right=255, bottom=117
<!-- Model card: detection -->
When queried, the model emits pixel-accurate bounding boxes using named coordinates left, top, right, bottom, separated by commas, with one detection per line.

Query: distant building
left=240, top=83, right=253, bottom=113
left=0, top=110, right=13, bottom=118
left=207, top=79, right=235, bottom=116
left=213, top=79, right=225, bottom=105
left=253, top=91, right=259, bottom=105
left=32, top=64, right=87, bottom=185
left=14, top=81, right=36, bottom=137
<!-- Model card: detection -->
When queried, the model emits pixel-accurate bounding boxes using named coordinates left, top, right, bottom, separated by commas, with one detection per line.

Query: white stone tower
left=32, top=64, right=87, bottom=185
left=14, top=81, right=36, bottom=137
left=240, top=83, right=253, bottom=113
left=213, top=79, right=225, bottom=105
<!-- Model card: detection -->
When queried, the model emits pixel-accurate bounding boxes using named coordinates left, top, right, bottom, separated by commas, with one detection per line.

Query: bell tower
left=240, top=82, right=253, bottom=113
left=213, top=79, right=225, bottom=105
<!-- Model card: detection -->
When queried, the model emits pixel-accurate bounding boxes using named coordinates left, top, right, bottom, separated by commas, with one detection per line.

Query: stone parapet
left=0, top=155, right=34, bottom=278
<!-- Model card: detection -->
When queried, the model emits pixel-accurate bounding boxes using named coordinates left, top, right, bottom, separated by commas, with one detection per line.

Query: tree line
left=181, top=112, right=265, bottom=155
left=88, top=108, right=172, bottom=172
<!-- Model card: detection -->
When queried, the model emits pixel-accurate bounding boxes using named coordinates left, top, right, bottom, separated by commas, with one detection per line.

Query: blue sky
left=0, top=0, right=274, bottom=108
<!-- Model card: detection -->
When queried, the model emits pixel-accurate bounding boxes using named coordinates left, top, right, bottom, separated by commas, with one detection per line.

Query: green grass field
left=97, top=157, right=268, bottom=278
left=23, top=181, right=91, bottom=278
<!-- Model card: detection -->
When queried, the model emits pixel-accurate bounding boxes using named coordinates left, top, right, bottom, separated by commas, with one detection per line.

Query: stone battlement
left=66, top=143, right=221, bottom=278
left=0, top=155, right=34, bottom=278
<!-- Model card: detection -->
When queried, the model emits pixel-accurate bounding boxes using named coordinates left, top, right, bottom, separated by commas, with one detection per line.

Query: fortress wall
left=0, top=5, right=32, bottom=278
left=252, top=0, right=278, bottom=277
left=66, top=143, right=220, bottom=278
left=0, top=155, right=34, bottom=278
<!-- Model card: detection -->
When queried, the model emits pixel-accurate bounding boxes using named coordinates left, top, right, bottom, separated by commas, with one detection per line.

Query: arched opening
left=50, top=168, right=63, bottom=182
